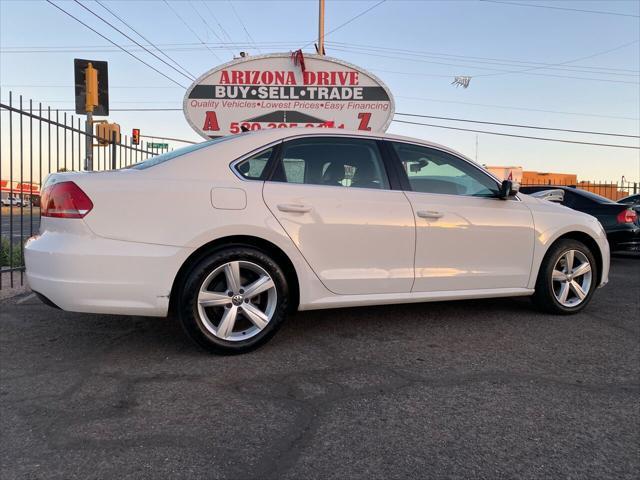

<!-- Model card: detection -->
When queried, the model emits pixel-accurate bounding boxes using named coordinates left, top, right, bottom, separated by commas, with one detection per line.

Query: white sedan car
left=25, top=129, right=609, bottom=354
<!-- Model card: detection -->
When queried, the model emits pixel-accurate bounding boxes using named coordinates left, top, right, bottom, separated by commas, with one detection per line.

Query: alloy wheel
left=196, top=260, right=277, bottom=341
left=551, top=249, right=592, bottom=308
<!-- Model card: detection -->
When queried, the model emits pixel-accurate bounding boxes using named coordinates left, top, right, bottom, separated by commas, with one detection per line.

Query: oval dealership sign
left=183, top=53, right=395, bottom=139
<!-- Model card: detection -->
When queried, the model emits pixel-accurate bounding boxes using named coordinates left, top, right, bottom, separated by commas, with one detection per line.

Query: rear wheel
left=532, top=239, right=598, bottom=314
left=177, top=247, right=289, bottom=354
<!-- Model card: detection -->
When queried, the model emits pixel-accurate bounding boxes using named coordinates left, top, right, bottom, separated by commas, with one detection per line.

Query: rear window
left=129, top=136, right=234, bottom=170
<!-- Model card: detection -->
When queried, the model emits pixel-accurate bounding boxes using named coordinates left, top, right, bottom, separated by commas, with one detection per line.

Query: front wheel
left=177, top=246, right=289, bottom=354
left=532, top=239, right=598, bottom=314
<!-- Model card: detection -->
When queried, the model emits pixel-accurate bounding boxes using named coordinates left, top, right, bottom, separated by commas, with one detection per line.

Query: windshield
left=128, top=136, right=234, bottom=170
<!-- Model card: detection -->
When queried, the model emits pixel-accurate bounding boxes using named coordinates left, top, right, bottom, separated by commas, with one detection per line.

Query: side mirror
left=498, top=180, right=519, bottom=199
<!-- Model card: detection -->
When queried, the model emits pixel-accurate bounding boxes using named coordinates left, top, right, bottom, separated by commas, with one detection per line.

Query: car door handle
left=417, top=210, right=443, bottom=219
left=277, top=203, right=312, bottom=213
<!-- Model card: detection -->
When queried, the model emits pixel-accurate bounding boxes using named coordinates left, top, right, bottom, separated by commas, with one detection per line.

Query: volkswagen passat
left=25, top=129, right=610, bottom=354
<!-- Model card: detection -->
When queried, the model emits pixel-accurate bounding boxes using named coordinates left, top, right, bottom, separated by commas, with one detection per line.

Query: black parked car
left=520, top=186, right=640, bottom=253
left=619, top=194, right=640, bottom=215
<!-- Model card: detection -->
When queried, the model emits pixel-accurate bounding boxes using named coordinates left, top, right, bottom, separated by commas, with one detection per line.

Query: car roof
left=620, top=194, right=639, bottom=201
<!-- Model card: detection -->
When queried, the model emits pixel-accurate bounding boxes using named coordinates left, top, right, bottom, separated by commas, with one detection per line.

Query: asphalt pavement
left=0, top=207, right=40, bottom=240
left=1, top=257, right=638, bottom=479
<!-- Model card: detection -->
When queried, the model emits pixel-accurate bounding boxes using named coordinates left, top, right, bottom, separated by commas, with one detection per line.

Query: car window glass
left=560, top=191, right=578, bottom=208
left=235, top=147, right=273, bottom=180
left=391, top=142, right=498, bottom=197
left=273, top=137, right=389, bottom=190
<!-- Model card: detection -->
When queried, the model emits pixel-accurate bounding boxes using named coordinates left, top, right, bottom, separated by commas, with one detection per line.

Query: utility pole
left=84, top=62, right=98, bottom=171
left=318, top=0, right=325, bottom=55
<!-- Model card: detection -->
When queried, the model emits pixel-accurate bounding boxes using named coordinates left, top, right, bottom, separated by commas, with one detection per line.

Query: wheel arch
left=538, top=231, right=604, bottom=286
left=168, top=235, right=300, bottom=315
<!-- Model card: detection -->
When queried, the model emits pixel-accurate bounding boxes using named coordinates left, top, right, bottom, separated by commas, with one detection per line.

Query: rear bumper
left=25, top=227, right=191, bottom=317
left=607, top=227, right=640, bottom=252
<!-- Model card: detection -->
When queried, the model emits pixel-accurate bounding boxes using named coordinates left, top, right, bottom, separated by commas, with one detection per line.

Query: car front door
left=389, top=141, right=535, bottom=292
left=262, top=136, right=415, bottom=295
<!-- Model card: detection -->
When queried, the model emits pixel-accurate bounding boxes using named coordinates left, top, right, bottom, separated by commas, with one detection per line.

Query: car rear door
left=262, top=136, right=415, bottom=295
left=388, top=141, right=535, bottom=292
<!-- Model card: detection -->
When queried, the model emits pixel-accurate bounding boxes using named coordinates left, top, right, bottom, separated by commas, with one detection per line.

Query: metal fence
left=519, top=180, right=638, bottom=201
left=1, top=91, right=166, bottom=290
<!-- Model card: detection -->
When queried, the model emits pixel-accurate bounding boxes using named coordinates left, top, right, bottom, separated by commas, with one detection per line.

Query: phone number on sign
left=229, top=122, right=344, bottom=133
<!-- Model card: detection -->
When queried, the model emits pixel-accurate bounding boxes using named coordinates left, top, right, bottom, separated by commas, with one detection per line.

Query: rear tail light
left=41, top=181, right=93, bottom=219
left=616, top=208, right=637, bottom=224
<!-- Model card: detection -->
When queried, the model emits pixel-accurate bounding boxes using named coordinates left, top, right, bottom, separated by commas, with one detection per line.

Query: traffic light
left=95, top=122, right=121, bottom=146
left=74, top=58, right=109, bottom=116
left=85, top=63, right=99, bottom=113
left=132, top=128, right=140, bottom=145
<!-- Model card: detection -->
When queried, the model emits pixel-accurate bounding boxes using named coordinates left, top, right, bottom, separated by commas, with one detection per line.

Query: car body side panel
left=406, top=192, right=535, bottom=291
left=262, top=181, right=416, bottom=295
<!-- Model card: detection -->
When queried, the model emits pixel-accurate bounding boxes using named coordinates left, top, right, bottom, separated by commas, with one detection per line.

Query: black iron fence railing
left=519, top=180, right=638, bottom=202
left=1, top=92, right=168, bottom=290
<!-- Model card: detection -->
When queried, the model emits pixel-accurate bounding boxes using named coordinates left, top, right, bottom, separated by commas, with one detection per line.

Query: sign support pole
left=85, top=111, right=93, bottom=171
left=318, top=0, right=325, bottom=55
left=83, top=62, right=99, bottom=171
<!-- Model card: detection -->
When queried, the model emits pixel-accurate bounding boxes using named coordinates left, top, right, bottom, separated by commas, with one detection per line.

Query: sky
left=1, top=0, right=639, bottom=183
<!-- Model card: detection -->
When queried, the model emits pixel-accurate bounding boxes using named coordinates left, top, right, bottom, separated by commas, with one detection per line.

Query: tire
left=532, top=239, right=598, bottom=314
left=177, top=246, right=289, bottom=354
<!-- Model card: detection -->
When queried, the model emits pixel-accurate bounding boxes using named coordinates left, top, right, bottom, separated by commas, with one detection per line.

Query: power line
left=1, top=99, right=637, bottom=149
left=162, top=0, right=222, bottom=62
left=94, top=0, right=196, bottom=80
left=3, top=95, right=637, bottom=142
left=327, top=40, right=640, bottom=76
left=0, top=40, right=305, bottom=52
left=201, top=1, right=235, bottom=44
left=73, top=0, right=195, bottom=82
left=476, top=39, right=640, bottom=78
left=0, top=106, right=182, bottom=112
left=396, top=95, right=639, bottom=121
left=1, top=84, right=182, bottom=89
left=226, top=0, right=262, bottom=53
left=188, top=1, right=236, bottom=57
left=301, top=0, right=387, bottom=50
left=479, top=0, right=640, bottom=19
left=330, top=45, right=640, bottom=85
left=392, top=119, right=639, bottom=150
left=0, top=43, right=300, bottom=55
left=44, top=0, right=187, bottom=88
left=395, top=113, right=639, bottom=138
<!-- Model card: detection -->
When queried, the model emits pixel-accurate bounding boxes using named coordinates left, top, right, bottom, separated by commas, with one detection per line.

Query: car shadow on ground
left=2, top=292, right=549, bottom=356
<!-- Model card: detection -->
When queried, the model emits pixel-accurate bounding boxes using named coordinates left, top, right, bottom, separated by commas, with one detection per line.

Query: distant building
left=484, top=166, right=523, bottom=183
left=522, top=171, right=577, bottom=186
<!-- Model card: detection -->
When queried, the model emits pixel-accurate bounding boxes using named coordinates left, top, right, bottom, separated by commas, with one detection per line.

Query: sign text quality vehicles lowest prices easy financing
left=183, top=53, right=395, bottom=138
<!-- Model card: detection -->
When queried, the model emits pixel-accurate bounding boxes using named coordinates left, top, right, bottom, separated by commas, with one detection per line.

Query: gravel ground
left=1, top=256, right=638, bottom=479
